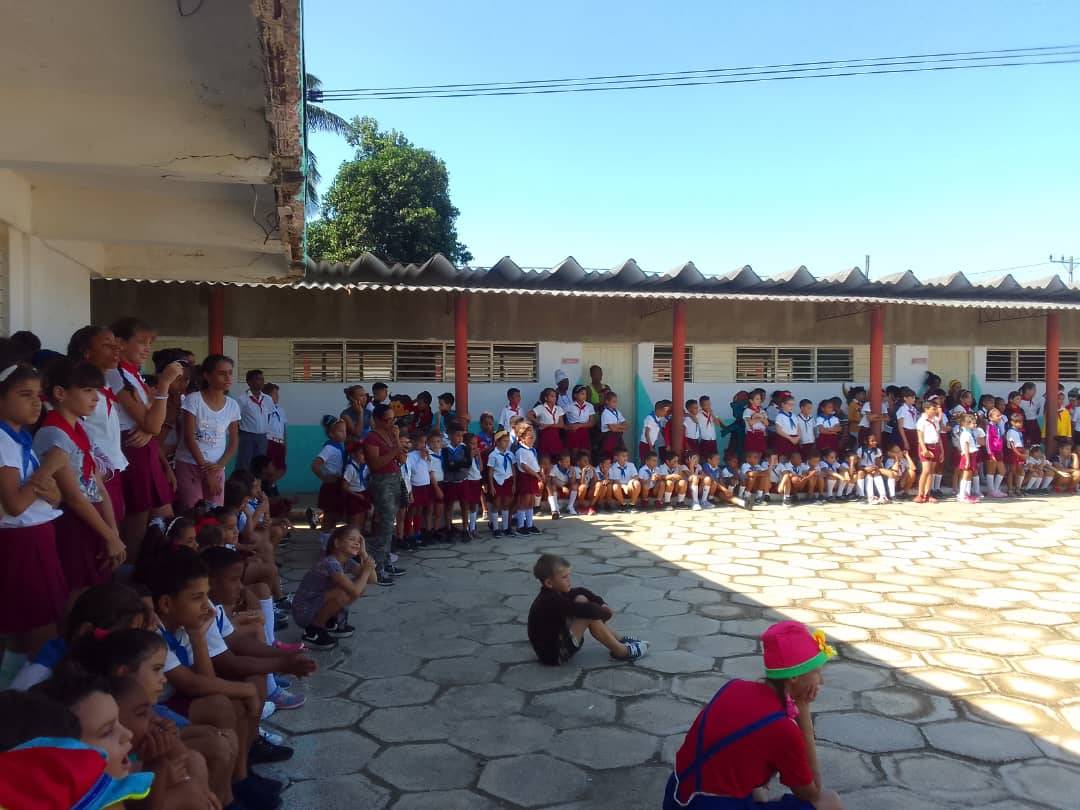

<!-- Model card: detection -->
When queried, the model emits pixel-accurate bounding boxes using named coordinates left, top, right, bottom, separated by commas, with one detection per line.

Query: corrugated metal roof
left=100, top=252, right=1080, bottom=310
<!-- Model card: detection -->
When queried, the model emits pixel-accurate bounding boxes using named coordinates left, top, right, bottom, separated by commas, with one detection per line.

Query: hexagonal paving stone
left=435, top=683, right=526, bottom=720
left=297, top=668, right=358, bottom=699
left=369, top=743, right=479, bottom=791
left=622, top=696, right=702, bottom=737
left=841, top=786, right=949, bottom=810
left=922, top=651, right=1009, bottom=675
left=671, top=673, right=729, bottom=703
left=637, top=650, right=715, bottom=674
left=267, top=697, right=365, bottom=734
left=547, top=726, right=658, bottom=769
left=720, top=654, right=764, bottom=680
left=860, top=688, right=956, bottom=723
left=1001, top=608, right=1073, bottom=625
left=277, top=729, right=379, bottom=779
left=418, top=655, right=500, bottom=685
left=815, top=744, right=882, bottom=791
left=526, top=688, right=618, bottom=729
left=683, top=633, right=757, bottom=659
left=881, top=752, right=1006, bottom=803
left=583, top=667, right=665, bottom=696
left=650, top=614, right=722, bottom=637
left=478, top=754, right=589, bottom=807
left=999, top=760, right=1080, bottom=809
left=390, top=790, right=502, bottom=810
left=823, top=661, right=893, bottom=692
left=362, top=705, right=457, bottom=743
left=399, top=635, right=480, bottom=659
left=1015, top=656, right=1080, bottom=681
left=280, top=774, right=389, bottom=810
left=449, top=715, right=555, bottom=756
left=896, top=668, right=988, bottom=696
left=350, top=675, right=439, bottom=707
left=965, top=694, right=1063, bottom=731
left=500, top=661, right=581, bottom=691
left=815, top=712, right=923, bottom=753
left=338, top=647, right=423, bottom=679
left=922, top=720, right=1041, bottom=762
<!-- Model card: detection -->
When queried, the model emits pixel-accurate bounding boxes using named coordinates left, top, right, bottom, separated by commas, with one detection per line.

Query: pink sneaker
left=274, top=640, right=306, bottom=653
left=963, top=495, right=980, bottom=504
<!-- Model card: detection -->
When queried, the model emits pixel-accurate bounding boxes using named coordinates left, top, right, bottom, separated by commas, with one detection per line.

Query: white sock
left=500, top=509, right=510, bottom=529
left=872, top=476, right=886, bottom=497
left=825, top=479, right=836, bottom=496
left=857, top=477, right=867, bottom=497
left=663, top=490, right=672, bottom=503
left=525, top=508, right=535, bottom=527
left=1042, top=476, right=1054, bottom=490
left=259, top=598, right=276, bottom=644
left=932, top=474, right=942, bottom=490
left=547, top=494, right=558, bottom=512
left=568, top=490, right=578, bottom=510
left=971, top=477, right=981, bottom=496
left=700, top=483, right=710, bottom=502
left=992, top=474, right=1004, bottom=492
left=886, top=477, right=896, bottom=498
left=267, top=673, right=277, bottom=697
left=468, top=510, right=477, bottom=532
left=959, top=479, right=969, bottom=498
left=690, top=485, right=700, bottom=504
left=515, top=510, right=526, bottom=527
left=676, top=492, right=685, bottom=503
left=1024, top=477, right=1038, bottom=490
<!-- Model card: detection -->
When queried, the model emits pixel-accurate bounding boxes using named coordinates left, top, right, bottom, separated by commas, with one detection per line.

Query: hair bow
left=195, top=517, right=219, bottom=531
left=91, top=628, right=111, bottom=641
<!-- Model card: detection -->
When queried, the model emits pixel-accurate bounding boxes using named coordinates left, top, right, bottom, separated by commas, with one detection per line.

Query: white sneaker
left=566, top=506, right=578, bottom=515
left=389, top=552, right=399, bottom=563
left=701, top=500, right=714, bottom=509
left=259, top=727, right=285, bottom=746
left=261, top=700, right=276, bottom=721
left=616, top=639, right=649, bottom=661
left=691, top=502, right=702, bottom=511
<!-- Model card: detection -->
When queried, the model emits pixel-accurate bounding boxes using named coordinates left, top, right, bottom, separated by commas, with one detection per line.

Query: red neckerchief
left=118, top=361, right=151, bottom=397
left=249, top=392, right=264, bottom=411
left=99, top=387, right=118, bottom=416
left=544, top=404, right=558, bottom=422
left=42, top=410, right=95, bottom=485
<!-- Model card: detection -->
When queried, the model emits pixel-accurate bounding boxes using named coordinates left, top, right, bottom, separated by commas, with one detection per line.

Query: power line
left=966, top=262, right=1054, bottom=278
left=312, top=44, right=1080, bottom=102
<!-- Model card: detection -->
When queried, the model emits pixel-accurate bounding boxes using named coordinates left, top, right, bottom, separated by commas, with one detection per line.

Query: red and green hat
left=762, top=621, right=836, bottom=679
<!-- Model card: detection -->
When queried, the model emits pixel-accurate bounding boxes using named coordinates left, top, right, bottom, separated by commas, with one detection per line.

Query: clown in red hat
left=662, top=621, right=841, bottom=810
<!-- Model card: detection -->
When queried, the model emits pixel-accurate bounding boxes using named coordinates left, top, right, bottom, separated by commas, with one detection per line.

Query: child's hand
left=100, top=530, right=126, bottom=572
left=31, top=473, right=61, bottom=506
left=285, top=654, right=319, bottom=677
left=164, top=464, right=178, bottom=493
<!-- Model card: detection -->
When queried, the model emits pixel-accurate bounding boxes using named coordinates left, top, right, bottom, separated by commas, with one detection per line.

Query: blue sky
left=304, top=1, right=1079, bottom=281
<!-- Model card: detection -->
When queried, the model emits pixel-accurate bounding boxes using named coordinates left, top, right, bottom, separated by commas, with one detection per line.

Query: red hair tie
left=92, top=628, right=111, bottom=641
left=195, top=517, right=219, bottom=531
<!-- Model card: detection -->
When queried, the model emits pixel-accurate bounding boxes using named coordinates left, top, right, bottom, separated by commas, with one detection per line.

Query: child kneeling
left=527, top=554, right=648, bottom=665
left=292, top=526, right=378, bottom=651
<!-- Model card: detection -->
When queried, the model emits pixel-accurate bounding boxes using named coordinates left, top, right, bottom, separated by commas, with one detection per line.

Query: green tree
left=304, top=73, right=351, bottom=212
left=306, top=116, right=472, bottom=265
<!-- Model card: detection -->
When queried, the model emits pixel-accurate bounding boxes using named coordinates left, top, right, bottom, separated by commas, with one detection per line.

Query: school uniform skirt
left=345, top=491, right=371, bottom=518
left=492, top=477, right=514, bottom=500
left=515, top=470, right=544, bottom=498
left=441, top=481, right=463, bottom=503
left=0, top=520, right=68, bottom=634
left=744, top=431, right=768, bottom=454
left=816, top=433, right=840, bottom=453
left=267, top=439, right=287, bottom=473
left=600, top=431, right=624, bottom=458
left=565, top=427, right=591, bottom=453
left=902, top=428, right=919, bottom=453
left=700, top=439, right=718, bottom=459
left=921, top=442, right=944, bottom=464
left=54, top=506, right=110, bottom=591
left=1024, top=419, right=1041, bottom=445
left=410, top=484, right=434, bottom=508
left=103, top=469, right=126, bottom=526
left=537, top=428, right=564, bottom=459
left=317, top=479, right=345, bottom=514
left=462, top=480, right=483, bottom=507
left=771, top=436, right=799, bottom=457
left=120, top=433, right=174, bottom=513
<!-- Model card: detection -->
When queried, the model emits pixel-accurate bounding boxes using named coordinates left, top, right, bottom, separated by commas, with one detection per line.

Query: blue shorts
left=663, top=773, right=814, bottom=810
left=153, top=703, right=191, bottom=728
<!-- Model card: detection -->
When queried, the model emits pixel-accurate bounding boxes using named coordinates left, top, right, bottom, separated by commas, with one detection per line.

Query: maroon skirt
left=600, top=432, right=624, bottom=459
left=442, top=481, right=463, bottom=503
left=816, top=432, right=840, bottom=453
left=516, top=471, right=543, bottom=498
left=317, top=480, right=345, bottom=514
left=103, top=470, right=126, bottom=526
left=493, top=478, right=514, bottom=499
left=1024, top=419, right=1041, bottom=445
left=537, top=428, right=564, bottom=459
left=267, top=439, right=287, bottom=473
left=55, top=506, right=111, bottom=591
left=699, top=439, right=718, bottom=459
left=345, top=492, right=371, bottom=518
left=120, top=434, right=174, bottom=513
left=566, top=428, right=591, bottom=451
left=638, top=442, right=655, bottom=464
left=462, top=480, right=483, bottom=506
left=0, top=521, right=68, bottom=634
left=411, top=484, right=433, bottom=508
left=744, top=431, right=768, bottom=454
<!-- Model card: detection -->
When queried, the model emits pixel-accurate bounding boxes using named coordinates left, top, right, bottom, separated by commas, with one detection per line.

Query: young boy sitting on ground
left=527, top=554, right=648, bottom=665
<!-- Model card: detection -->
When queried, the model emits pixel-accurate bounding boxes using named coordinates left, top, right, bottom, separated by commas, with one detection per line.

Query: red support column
left=208, top=287, right=224, bottom=356
left=454, top=293, right=469, bottom=421
left=671, top=300, right=686, bottom=454
left=1046, top=310, right=1060, bottom=456
left=869, top=305, right=885, bottom=438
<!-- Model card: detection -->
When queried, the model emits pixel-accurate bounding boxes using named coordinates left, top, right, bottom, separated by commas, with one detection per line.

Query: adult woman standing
left=364, top=403, right=407, bottom=586
left=341, top=385, right=371, bottom=442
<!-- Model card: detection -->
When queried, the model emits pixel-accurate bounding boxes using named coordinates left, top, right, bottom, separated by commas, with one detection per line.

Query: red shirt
left=363, top=430, right=400, bottom=476
left=673, top=680, right=813, bottom=803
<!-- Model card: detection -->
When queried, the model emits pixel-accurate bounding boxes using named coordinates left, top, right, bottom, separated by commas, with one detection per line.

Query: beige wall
left=91, top=280, right=1080, bottom=347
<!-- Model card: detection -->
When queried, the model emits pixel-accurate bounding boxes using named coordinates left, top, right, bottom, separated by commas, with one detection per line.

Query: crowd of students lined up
left=0, top=320, right=369, bottom=810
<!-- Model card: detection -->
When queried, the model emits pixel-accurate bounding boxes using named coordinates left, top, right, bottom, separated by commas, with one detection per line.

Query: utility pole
left=1050, top=254, right=1075, bottom=286
left=865, top=254, right=871, bottom=280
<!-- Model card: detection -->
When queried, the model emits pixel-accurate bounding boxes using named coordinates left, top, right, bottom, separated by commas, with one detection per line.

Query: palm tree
left=304, top=73, right=351, bottom=213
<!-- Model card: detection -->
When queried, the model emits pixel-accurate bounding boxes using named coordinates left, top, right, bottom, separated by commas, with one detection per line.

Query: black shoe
left=274, top=595, right=292, bottom=611
left=248, top=736, right=294, bottom=764
left=234, top=777, right=282, bottom=810
left=326, top=620, right=356, bottom=638
left=376, top=570, right=395, bottom=586
left=527, top=525, right=542, bottom=535
left=305, top=507, right=318, bottom=531
left=273, top=616, right=288, bottom=633
left=551, top=511, right=561, bottom=520
left=385, top=563, right=407, bottom=577
left=249, top=771, right=284, bottom=794
left=301, top=626, right=338, bottom=650
left=514, top=527, right=531, bottom=537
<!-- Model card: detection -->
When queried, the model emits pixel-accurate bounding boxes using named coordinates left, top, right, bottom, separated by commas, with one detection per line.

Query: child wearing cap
left=663, top=621, right=840, bottom=810
left=526, top=554, right=647, bottom=666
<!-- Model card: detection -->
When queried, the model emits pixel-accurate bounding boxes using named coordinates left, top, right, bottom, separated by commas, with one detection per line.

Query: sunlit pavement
left=266, top=496, right=1080, bottom=809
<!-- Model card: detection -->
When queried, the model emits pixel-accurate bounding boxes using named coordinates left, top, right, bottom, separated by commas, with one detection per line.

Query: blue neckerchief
left=215, top=605, right=226, bottom=634
left=158, top=624, right=190, bottom=668
left=323, top=440, right=347, bottom=470
left=497, top=450, right=511, bottom=472
left=510, top=440, right=521, bottom=454
left=347, top=459, right=367, bottom=485
left=606, top=407, right=620, bottom=419
left=616, top=464, right=627, bottom=479
left=556, top=464, right=571, bottom=479
left=0, top=420, right=39, bottom=480
left=32, top=637, right=67, bottom=669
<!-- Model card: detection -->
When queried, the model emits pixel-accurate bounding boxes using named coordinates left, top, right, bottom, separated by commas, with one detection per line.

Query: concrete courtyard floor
left=266, top=497, right=1080, bottom=809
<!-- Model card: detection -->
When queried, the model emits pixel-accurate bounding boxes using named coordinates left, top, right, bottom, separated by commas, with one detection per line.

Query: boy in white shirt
left=570, top=451, right=598, bottom=516
left=683, top=400, right=703, bottom=460
left=498, top=388, right=528, bottom=433
left=638, top=450, right=664, bottom=509
left=740, top=450, right=772, bottom=504
left=608, top=449, right=641, bottom=512
left=236, top=369, right=270, bottom=472
left=795, top=399, right=817, bottom=458
left=487, top=430, right=516, bottom=537
left=656, top=450, right=688, bottom=509
left=547, top=451, right=573, bottom=519
left=638, top=401, right=670, bottom=464
left=406, top=434, right=436, bottom=541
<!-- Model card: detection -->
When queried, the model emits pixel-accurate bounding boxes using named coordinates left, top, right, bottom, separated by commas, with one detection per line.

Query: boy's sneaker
left=782, top=496, right=793, bottom=507
left=259, top=726, right=285, bottom=746
left=614, top=639, right=649, bottom=661
left=551, top=510, right=561, bottom=520
left=260, top=701, right=276, bottom=721
left=762, top=493, right=772, bottom=504
left=514, top=527, right=532, bottom=537
left=628, top=504, right=640, bottom=513
left=527, top=526, right=542, bottom=535
left=326, top=619, right=356, bottom=638
left=305, top=507, right=318, bottom=531
left=269, top=687, right=306, bottom=710
left=249, top=736, right=294, bottom=764
left=301, top=626, right=338, bottom=650
left=691, top=502, right=702, bottom=511
left=385, top=563, right=407, bottom=577
left=274, top=594, right=292, bottom=611
left=701, top=500, right=714, bottom=509
left=376, top=570, right=395, bottom=586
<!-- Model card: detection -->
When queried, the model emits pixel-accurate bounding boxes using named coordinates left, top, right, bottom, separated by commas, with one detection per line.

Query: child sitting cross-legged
left=527, top=554, right=648, bottom=666
left=291, top=526, right=378, bottom=651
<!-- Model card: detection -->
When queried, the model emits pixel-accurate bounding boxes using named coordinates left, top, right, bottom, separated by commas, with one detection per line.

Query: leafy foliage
left=304, top=73, right=351, bottom=211
left=307, top=117, right=471, bottom=265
